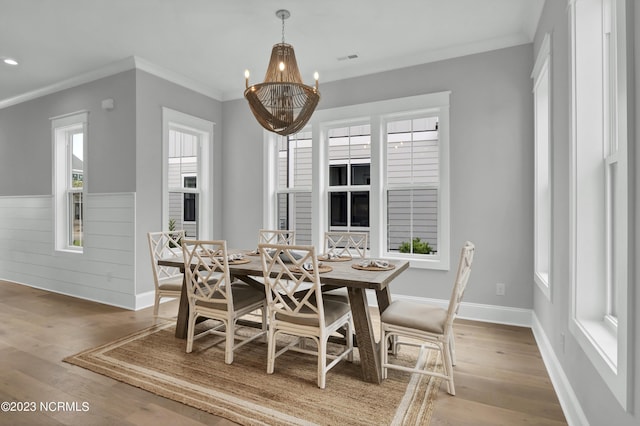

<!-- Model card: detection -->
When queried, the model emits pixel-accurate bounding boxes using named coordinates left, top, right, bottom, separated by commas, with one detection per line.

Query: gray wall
left=221, top=44, right=535, bottom=309
left=0, top=68, right=222, bottom=307
left=0, top=70, right=136, bottom=196
left=0, top=71, right=138, bottom=307
left=533, top=1, right=639, bottom=425
left=134, top=69, right=222, bottom=296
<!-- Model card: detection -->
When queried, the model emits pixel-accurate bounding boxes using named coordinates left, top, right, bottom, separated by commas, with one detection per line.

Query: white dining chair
left=183, top=240, right=267, bottom=364
left=259, top=243, right=353, bottom=389
left=323, top=231, right=368, bottom=259
left=147, top=230, right=186, bottom=317
left=258, top=229, right=295, bottom=245
left=380, top=241, right=475, bottom=395
left=321, top=231, right=368, bottom=305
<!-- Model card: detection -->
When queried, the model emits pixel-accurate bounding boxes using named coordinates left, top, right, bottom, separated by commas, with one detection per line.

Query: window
left=532, top=33, right=552, bottom=300
left=162, top=108, right=213, bottom=239
left=183, top=175, right=197, bottom=222
left=264, top=92, right=450, bottom=270
left=328, top=125, right=371, bottom=231
left=569, top=0, right=629, bottom=409
left=385, top=116, right=439, bottom=257
left=52, top=111, right=88, bottom=253
left=276, top=131, right=312, bottom=244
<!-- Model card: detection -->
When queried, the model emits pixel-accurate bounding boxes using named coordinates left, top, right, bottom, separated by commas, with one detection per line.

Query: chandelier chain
left=281, top=13, right=285, bottom=44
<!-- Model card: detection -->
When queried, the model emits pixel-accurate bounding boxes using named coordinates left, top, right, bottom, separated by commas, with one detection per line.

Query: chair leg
left=318, top=338, right=327, bottom=389
left=449, top=333, right=457, bottom=366
left=390, top=335, right=399, bottom=355
left=267, top=327, right=276, bottom=374
left=346, top=320, right=354, bottom=362
left=186, top=312, right=197, bottom=353
left=225, top=319, right=234, bottom=365
left=380, top=330, right=388, bottom=380
left=153, top=293, right=160, bottom=316
left=442, top=342, right=456, bottom=396
left=262, top=306, right=268, bottom=335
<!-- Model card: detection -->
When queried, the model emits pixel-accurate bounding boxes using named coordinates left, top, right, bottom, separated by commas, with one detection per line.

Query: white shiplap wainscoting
left=0, top=193, right=137, bottom=309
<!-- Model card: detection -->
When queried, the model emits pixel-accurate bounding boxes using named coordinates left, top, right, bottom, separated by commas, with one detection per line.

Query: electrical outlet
left=496, top=282, right=506, bottom=296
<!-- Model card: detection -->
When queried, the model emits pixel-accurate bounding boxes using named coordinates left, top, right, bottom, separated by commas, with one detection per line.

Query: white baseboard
left=1, top=277, right=135, bottom=310
left=134, top=290, right=178, bottom=311
left=531, top=313, right=589, bottom=426
left=135, top=290, right=156, bottom=311
left=369, top=293, right=583, bottom=425
left=369, top=291, right=532, bottom=327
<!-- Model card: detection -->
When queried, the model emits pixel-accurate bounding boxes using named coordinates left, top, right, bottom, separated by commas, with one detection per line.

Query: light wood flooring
left=0, top=280, right=566, bottom=425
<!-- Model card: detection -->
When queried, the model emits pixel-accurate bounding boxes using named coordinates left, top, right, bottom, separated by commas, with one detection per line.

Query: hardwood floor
left=0, top=280, right=566, bottom=425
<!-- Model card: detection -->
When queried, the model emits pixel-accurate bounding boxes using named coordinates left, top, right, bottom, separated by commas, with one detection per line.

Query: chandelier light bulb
left=244, top=69, right=250, bottom=88
left=279, top=62, right=285, bottom=71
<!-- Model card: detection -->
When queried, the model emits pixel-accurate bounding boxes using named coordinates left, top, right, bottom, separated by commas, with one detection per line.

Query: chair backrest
left=182, top=240, right=234, bottom=311
left=258, top=243, right=324, bottom=326
left=258, top=229, right=295, bottom=245
left=148, top=230, right=186, bottom=285
left=445, top=241, right=475, bottom=329
left=323, top=231, right=368, bottom=259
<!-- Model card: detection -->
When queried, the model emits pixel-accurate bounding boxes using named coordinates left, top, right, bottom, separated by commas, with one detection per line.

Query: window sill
left=384, top=252, right=449, bottom=271
left=577, top=319, right=617, bottom=370
left=534, top=271, right=551, bottom=300
left=55, top=248, right=84, bottom=256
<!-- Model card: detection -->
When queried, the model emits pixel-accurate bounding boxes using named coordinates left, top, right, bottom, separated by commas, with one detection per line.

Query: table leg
left=376, top=286, right=392, bottom=313
left=347, top=287, right=382, bottom=384
left=174, top=275, right=189, bottom=339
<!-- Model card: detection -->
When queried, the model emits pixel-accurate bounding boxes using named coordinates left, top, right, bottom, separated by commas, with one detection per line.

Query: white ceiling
left=0, top=0, right=544, bottom=105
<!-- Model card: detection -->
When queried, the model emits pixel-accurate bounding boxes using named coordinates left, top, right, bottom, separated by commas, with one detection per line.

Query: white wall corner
left=531, top=313, right=590, bottom=426
left=135, top=290, right=157, bottom=311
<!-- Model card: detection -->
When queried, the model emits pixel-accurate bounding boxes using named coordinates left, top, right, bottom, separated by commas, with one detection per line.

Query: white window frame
left=568, top=0, right=629, bottom=409
left=532, top=33, right=552, bottom=300
left=327, top=123, right=372, bottom=233
left=52, top=111, right=88, bottom=254
left=273, top=131, right=313, bottom=243
left=383, top=113, right=442, bottom=263
left=162, top=108, right=213, bottom=239
left=264, top=92, right=450, bottom=270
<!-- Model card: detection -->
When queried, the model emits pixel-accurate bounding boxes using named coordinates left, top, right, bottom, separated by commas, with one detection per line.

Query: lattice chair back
left=258, top=244, right=324, bottom=325
left=258, top=229, right=296, bottom=245
left=324, top=231, right=368, bottom=259
left=148, top=230, right=185, bottom=282
left=182, top=240, right=233, bottom=310
left=445, top=241, right=475, bottom=329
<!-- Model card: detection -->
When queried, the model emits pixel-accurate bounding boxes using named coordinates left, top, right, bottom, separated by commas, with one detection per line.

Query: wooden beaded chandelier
left=244, top=9, right=320, bottom=136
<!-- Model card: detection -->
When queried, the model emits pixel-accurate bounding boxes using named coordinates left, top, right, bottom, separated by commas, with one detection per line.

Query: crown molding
left=221, top=33, right=533, bottom=101
left=0, top=56, right=221, bottom=110
left=132, top=57, right=221, bottom=100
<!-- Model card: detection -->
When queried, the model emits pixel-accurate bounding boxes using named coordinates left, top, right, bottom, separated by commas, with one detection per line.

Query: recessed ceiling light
left=3, top=58, right=19, bottom=66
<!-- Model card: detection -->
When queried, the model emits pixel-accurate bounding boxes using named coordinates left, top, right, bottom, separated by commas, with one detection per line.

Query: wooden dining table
left=158, top=252, right=409, bottom=384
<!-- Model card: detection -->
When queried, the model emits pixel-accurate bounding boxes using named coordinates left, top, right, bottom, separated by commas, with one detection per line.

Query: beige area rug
left=64, top=321, right=442, bottom=425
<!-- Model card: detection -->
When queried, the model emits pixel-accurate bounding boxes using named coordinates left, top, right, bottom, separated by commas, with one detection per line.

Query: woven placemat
left=290, top=264, right=333, bottom=274
left=351, top=263, right=395, bottom=271
left=317, top=254, right=352, bottom=262
left=227, top=258, right=251, bottom=265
